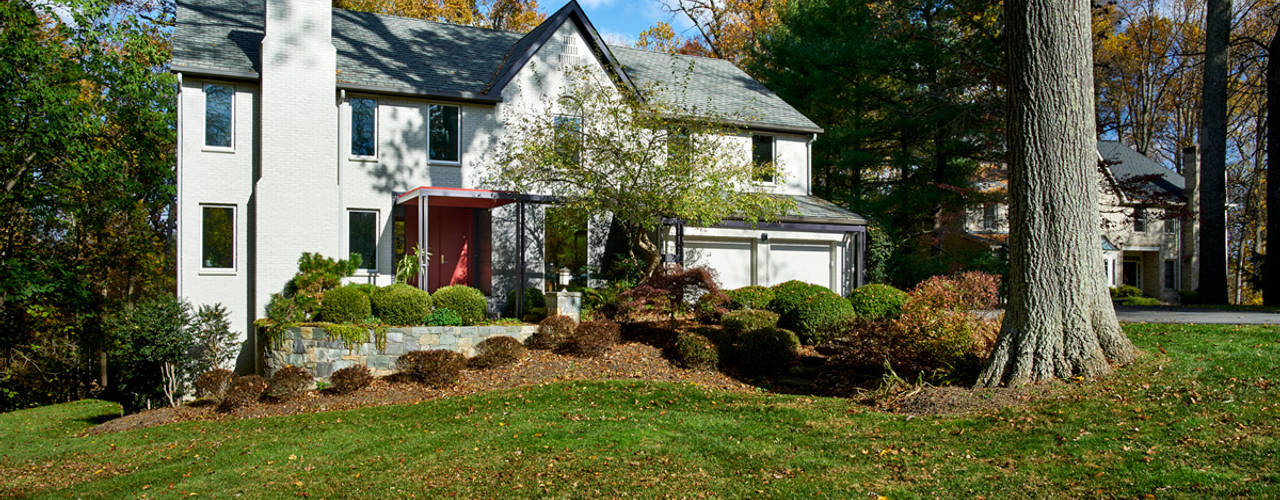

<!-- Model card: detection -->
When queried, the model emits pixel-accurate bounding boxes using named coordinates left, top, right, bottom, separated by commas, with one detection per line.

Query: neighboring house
left=172, top=0, right=867, bottom=365
left=939, top=140, right=1196, bottom=302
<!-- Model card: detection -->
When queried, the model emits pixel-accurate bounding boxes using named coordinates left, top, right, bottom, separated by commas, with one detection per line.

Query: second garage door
left=768, top=242, right=833, bottom=289
left=683, top=238, right=754, bottom=289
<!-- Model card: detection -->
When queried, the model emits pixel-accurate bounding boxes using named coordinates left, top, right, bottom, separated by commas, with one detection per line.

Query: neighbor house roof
left=1097, top=140, right=1185, bottom=202
left=172, top=0, right=821, bottom=132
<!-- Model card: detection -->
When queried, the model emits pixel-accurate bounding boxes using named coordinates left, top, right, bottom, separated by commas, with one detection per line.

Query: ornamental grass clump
left=527, top=315, right=576, bottom=350
left=316, top=285, right=372, bottom=323
left=847, top=283, right=908, bottom=320
left=218, top=375, right=267, bottom=412
left=431, top=285, right=488, bottom=325
left=669, top=331, right=719, bottom=370
left=370, top=283, right=432, bottom=325
left=726, top=285, right=775, bottom=310
left=396, top=350, right=466, bottom=388
left=194, top=368, right=234, bottom=403
left=469, top=336, right=526, bottom=369
left=329, top=365, right=373, bottom=394
left=266, top=365, right=313, bottom=400
left=560, top=320, right=621, bottom=357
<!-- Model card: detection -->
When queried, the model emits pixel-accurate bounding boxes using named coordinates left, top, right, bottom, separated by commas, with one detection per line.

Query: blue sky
left=553, top=0, right=694, bottom=46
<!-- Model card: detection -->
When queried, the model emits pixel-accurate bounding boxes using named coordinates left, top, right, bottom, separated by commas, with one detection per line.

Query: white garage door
left=768, top=242, right=832, bottom=288
left=684, top=238, right=754, bottom=289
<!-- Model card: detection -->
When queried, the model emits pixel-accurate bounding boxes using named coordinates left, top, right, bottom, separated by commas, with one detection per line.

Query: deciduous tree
left=332, top=0, right=545, bottom=32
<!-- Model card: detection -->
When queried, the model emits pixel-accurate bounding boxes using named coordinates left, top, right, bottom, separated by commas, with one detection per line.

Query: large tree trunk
left=1198, top=0, right=1231, bottom=304
left=1265, top=25, right=1280, bottom=306
left=978, top=0, right=1136, bottom=387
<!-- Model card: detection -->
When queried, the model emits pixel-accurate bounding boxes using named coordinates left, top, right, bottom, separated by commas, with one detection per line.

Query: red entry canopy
left=395, top=186, right=518, bottom=209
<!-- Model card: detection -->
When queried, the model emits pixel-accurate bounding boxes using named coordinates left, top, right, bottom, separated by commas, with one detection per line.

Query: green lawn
left=3, top=324, right=1277, bottom=498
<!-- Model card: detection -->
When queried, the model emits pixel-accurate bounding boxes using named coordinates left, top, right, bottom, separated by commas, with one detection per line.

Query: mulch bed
left=89, top=342, right=755, bottom=434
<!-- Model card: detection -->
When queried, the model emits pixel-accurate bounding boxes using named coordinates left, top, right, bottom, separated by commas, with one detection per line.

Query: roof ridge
left=333, top=7, right=530, bottom=36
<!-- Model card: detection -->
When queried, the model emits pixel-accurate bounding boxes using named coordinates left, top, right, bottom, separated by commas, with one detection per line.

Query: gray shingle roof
left=777, top=195, right=866, bottom=225
left=172, top=0, right=822, bottom=132
left=1098, top=140, right=1186, bottom=201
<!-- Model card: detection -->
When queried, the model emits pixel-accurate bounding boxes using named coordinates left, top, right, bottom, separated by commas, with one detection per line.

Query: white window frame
left=347, top=209, right=380, bottom=273
left=751, top=134, right=778, bottom=186
left=1133, top=208, right=1148, bottom=233
left=202, top=83, right=235, bottom=152
left=199, top=203, right=237, bottom=274
left=427, top=103, right=462, bottom=166
left=349, top=97, right=379, bottom=161
left=1164, top=218, right=1178, bottom=234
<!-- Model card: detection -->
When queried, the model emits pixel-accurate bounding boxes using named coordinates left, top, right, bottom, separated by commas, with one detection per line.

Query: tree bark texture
left=1265, top=24, right=1280, bottom=306
left=978, top=0, right=1136, bottom=387
left=1198, top=0, right=1231, bottom=304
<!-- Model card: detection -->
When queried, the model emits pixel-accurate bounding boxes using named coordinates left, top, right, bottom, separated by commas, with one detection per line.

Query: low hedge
left=719, top=309, right=780, bottom=336
left=789, top=291, right=857, bottom=344
left=732, top=327, right=800, bottom=375
left=431, top=285, right=488, bottom=325
left=669, top=331, right=719, bottom=370
left=370, top=283, right=432, bottom=325
left=317, top=285, right=372, bottom=323
left=1110, top=285, right=1143, bottom=299
left=726, top=285, right=775, bottom=310
left=847, top=284, right=908, bottom=320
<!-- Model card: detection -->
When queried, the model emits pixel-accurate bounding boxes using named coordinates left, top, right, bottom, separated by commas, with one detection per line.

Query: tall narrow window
left=349, top=210, right=378, bottom=271
left=752, top=135, right=775, bottom=183
left=1164, top=259, right=1177, bottom=290
left=1133, top=208, right=1148, bottom=232
left=554, top=115, right=582, bottom=165
left=201, top=205, right=235, bottom=269
left=204, top=84, right=233, bottom=148
left=1164, top=218, right=1178, bottom=234
left=982, top=203, right=998, bottom=230
left=351, top=98, right=377, bottom=157
left=429, top=104, right=460, bottom=162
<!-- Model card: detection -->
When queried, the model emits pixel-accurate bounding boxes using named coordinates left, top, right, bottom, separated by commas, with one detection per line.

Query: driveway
left=976, top=307, right=1280, bottom=325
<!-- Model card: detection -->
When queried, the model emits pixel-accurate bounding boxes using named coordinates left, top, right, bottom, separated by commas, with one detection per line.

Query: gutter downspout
left=807, top=133, right=815, bottom=195
left=175, top=72, right=183, bottom=300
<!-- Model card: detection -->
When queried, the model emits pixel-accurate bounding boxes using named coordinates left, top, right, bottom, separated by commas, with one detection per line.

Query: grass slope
left=2, top=324, right=1277, bottom=498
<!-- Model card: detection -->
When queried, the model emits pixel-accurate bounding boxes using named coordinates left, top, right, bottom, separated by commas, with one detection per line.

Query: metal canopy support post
left=675, top=219, right=685, bottom=266
left=855, top=230, right=866, bottom=289
left=516, top=201, right=526, bottom=318
left=659, top=217, right=686, bottom=265
left=418, top=191, right=428, bottom=291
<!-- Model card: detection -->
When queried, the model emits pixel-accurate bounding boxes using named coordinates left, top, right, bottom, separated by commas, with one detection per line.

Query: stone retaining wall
left=265, top=325, right=539, bottom=379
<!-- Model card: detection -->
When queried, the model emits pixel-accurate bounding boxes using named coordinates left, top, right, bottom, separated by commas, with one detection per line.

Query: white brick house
left=172, top=0, right=867, bottom=369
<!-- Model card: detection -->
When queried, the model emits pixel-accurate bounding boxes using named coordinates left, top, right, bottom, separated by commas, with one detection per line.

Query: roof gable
left=482, top=0, right=637, bottom=97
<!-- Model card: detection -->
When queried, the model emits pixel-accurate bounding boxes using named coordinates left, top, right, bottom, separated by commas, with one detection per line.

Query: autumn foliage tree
left=332, top=0, right=545, bottom=31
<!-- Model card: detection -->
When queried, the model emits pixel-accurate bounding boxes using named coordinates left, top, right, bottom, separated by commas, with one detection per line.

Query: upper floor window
left=348, top=210, right=378, bottom=271
left=201, top=205, right=235, bottom=270
left=554, top=115, right=582, bottom=165
left=752, top=135, right=775, bottom=183
left=1164, top=218, right=1178, bottom=234
left=667, top=126, right=691, bottom=167
left=351, top=98, right=377, bottom=157
left=982, top=203, right=998, bottom=231
left=204, top=84, right=233, bottom=148
left=429, top=104, right=460, bottom=163
left=1133, top=208, right=1148, bottom=233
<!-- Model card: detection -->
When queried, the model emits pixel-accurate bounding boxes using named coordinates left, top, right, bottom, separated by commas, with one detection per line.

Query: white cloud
left=598, top=29, right=634, bottom=47
left=578, top=0, right=616, bottom=8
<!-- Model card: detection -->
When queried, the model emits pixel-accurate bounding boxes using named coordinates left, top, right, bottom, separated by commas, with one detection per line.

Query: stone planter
left=264, top=324, right=538, bottom=379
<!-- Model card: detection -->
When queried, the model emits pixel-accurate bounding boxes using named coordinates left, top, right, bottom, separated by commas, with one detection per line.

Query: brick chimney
left=1180, top=145, right=1200, bottom=294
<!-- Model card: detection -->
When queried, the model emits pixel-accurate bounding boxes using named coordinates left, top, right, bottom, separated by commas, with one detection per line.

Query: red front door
left=427, top=207, right=473, bottom=292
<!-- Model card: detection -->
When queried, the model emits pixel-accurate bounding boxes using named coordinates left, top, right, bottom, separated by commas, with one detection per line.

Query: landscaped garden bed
left=264, top=324, right=540, bottom=378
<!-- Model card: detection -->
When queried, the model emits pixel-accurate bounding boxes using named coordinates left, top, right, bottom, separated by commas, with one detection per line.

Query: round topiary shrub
left=768, top=280, right=827, bottom=319
left=266, top=365, right=313, bottom=400
left=424, top=307, right=464, bottom=326
left=559, top=320, right=621, bottom=357
left=317, top=285, right=372, bottom=323
left=726, top=285, right=775, bottom=310
left=431, top=285, right=488, bottom=325
left=669, top=331, right=719, bottom=370
left=395, top=349, right=466, bottom=387
left=847, top=283, right=908, bottom=320
left=346, top=283, right=378, bottom=297
left=527, top=315, right=576, bottom=350
left=194, top=368, right=234, bottom=403
left=370, top=283, right=433, bottom=325
left=733, top=327, right=800, bottom=375
left=790, top=291, right=857, bottom=344
left=469, top=336, right=526, bottom=368
left=719, top=309, right=780, bottom=336
left=218, top=374, right=267, bottom=412
left=329, top=365, right=373, bottom=395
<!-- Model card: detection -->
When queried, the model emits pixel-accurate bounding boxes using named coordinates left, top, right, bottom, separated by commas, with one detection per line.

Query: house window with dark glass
left=1133, top=208, right=1148, bottom=232
left=204, top=84, right=233, bottom=148
left=351, top=98, right=377, bottom=157
left=201, top=205, right=235, bottom=269
left=349, top=210, right=378, bottom=271
left=982, top=203, right=998, bottom=231
left=429, top=104, right=460, bottom=163
left=1164, top=218, right=1178, bottom=234
left=554, top=115, right=582, bottom=165
left=1164, top=259, right=1177, bottom=290
left=752, top=135, right=775, bottom=183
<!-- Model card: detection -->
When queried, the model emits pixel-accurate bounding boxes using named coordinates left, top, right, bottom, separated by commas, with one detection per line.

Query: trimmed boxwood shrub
left=726, top=285, right=775, bottom=310
left=218, top=375, right=267, bottom=412
left=424, top=307, right=464, bottom=326
left=720, top=309, right=779, bottom=336
left=329, top=365, right=373, bottom=394
left=732, top=327, right=800, bottom=375
left=503, top=287, right=545, bottom=320
left=370, top=283, right=433, bottom=325
left=266, top=365, right=313, bottom=399
left=768, top=280, right=827, bottom=319
left=694, top=291, right=732, bottom=322
left=527, top=315, right=576, bottom=350
left=1120, top=296, right=1162, bottom=306
left=1110, top=285, right=1143, bottom=299
left=346, top=283, right=378, bottom=297
left=431, top=285, right=488, bottom=325
left=469, top=336, right=526, bottom=368
left=395, top=350, right=466, bottom=387
left=790, top=291, right=857, bottom=344
left=847, top=283, right=908, bottom=320
left=560, top=320, right=621, bottom=357
left=317, top=285, right=372, bottom=323
left=669, top=331, right=719, bottom=370
left=194, top=368, right=234, bottom=402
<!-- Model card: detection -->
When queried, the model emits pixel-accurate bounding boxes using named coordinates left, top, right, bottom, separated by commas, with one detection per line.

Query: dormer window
left=350, top=98, right=377, bottom=157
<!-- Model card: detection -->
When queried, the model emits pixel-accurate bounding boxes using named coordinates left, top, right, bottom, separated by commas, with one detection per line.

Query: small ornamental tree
left=486, top=66, right=793, bottom=276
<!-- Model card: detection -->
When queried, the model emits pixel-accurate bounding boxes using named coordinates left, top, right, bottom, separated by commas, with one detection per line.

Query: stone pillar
left=545, top=291, right=582, bottom=322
